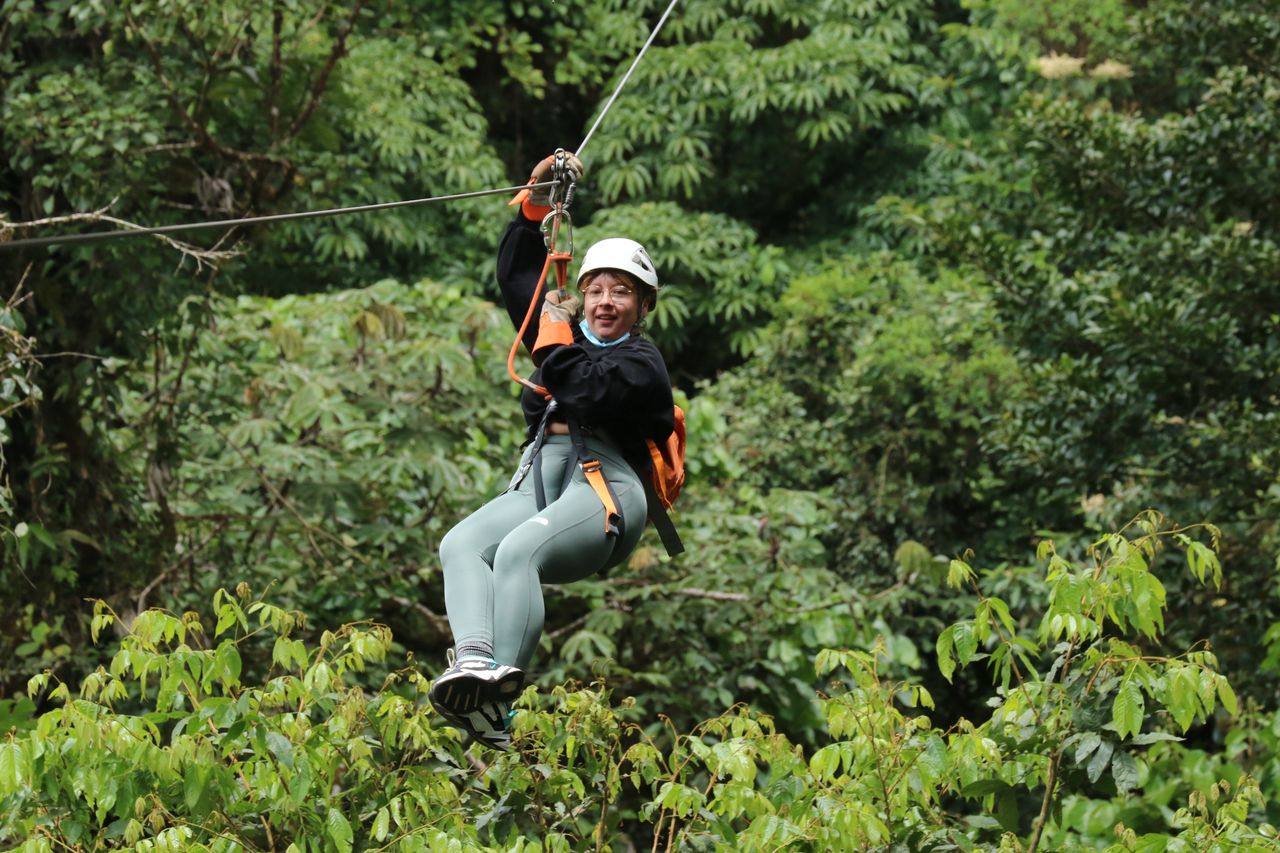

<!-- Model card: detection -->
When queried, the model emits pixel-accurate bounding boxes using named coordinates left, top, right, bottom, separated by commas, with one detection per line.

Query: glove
left=541, top=290, right=581, bottom=324
left=527, top=151, right=584, bottom=207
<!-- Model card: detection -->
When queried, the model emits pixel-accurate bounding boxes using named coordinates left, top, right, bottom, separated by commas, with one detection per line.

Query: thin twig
left=1027, top=749, right=1062, bottom=853
left=548, top=612, right=591, bottom=641
left=135, top=521, right=228, bottom=614
left=135, top=140, right=201, bottom=155
left=31, top=351, right=109, bottom=361
left=673, top=587, right=749, bottom=602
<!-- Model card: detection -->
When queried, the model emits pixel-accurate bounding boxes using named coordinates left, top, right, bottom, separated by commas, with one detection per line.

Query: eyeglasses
left=582, top=284, right=637, bottom=302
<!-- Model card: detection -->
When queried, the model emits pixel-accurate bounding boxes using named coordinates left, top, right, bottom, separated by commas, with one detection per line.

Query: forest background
left=1, top=0, right=1279, bottom=850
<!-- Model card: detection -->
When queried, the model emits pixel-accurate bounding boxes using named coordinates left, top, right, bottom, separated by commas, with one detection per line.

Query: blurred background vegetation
left=1, top=0, right=1279, bottom=849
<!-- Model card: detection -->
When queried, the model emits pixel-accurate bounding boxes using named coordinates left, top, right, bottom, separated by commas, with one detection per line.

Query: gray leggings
left=439, top=434, right=646, bottom=670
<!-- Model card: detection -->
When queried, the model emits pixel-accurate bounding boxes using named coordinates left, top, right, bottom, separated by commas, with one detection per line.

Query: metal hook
left=540, top=207, right=573, bottom=256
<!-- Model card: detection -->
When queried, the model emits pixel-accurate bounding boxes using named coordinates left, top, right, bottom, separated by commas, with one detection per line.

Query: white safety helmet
left=576, top=237, right=659, bottom=292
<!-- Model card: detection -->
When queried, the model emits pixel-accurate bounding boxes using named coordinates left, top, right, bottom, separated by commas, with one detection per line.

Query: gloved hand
left=541, top=290, right=581, bottom=324
left=527, top=151, right=584, bottom=207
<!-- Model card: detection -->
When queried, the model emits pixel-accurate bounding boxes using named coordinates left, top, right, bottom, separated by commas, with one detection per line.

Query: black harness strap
left=532, top=440, right=549, bottom=511
left=629, top=454, right=684, bottom=557
left=513, top=402, right=557, bottom=507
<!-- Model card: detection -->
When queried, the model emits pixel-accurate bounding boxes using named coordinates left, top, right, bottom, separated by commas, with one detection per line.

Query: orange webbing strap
left=506, top=250, right=572, bottom=399
left=566, top=417, right=625, bottom=539
left=580, top=459, right=624, bottom=538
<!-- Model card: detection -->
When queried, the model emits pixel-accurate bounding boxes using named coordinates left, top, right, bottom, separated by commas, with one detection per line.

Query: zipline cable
left=575, top=0, right=681, bottom=162
left=0, top=182, right=557, bottom=251
left=1, top=0, right=681, bottom=252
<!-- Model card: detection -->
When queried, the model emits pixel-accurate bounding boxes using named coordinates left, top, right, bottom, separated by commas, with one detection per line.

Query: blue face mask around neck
left=580, top=319, right=630, bottom=347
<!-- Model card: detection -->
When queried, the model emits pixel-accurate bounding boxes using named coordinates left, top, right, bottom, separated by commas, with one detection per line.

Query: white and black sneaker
left=467, top=701, right=517, bottom=751
left=429, top=653, right=525, bottom=716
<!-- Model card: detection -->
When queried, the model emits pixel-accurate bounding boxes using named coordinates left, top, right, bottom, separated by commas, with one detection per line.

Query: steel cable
left=0, top=182, right=556, bottom=251
left=575, top=0, right=681, bottom=161
left=1, top=0, right=682, bottom=252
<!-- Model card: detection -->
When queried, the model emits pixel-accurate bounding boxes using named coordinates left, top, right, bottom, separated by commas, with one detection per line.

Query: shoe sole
left=431, top=701, right=514, bottom=751
left=429, top=669, right=525, bottom=715
left=473, top=732, right=512, bottom=751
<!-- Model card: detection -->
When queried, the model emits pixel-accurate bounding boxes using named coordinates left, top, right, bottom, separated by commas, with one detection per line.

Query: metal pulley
left=540, top=147, right=576, bottom=256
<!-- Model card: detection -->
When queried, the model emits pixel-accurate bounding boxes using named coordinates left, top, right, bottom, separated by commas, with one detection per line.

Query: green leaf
left=183, top=764, right=212, bottom=816
left=1130, top=732, right=1182, bottom=745
left=215, top=605, right=238, bottom=638
left=995, top=789, right=1019, bottom=832
left=215, top=643, right=242, bottom=688
left=1086, top=738, right=1115, bottom=784
left=1111, top=750, right=1139, bottom=793
left=1112, top=680, right=1144, bottom=739
left=326, top=807, right=353, bottom=853
left=266, top=731, right=296, bottom=769
left=0, top=743, right=23, bottom=793
left=1216, top=675, right=1238, bottom=715
left=1186, top=541, right=1222, bottom=588
left=894, top=540, right=932, bottom=576
left=1073, top=731, right=1101, bottom=765
left=952, top=622, right=978, bottom=666
left=946, top=559, right=975, bottom=588
left=372, top=807, right=391, bottom=842
left=1169, top=667, right=1199, bottom=732
left=936, top=627, right=956, bottom=682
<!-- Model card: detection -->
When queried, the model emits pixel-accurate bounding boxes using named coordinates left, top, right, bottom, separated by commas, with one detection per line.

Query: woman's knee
left=439, top=516, right=490, bottom=568
left=491, top=523, right=544, bottom=585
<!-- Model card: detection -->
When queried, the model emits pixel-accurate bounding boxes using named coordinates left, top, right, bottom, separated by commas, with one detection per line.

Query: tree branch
left=129, top=15, right=290, bottom=171
left=388, top=595, right=450, bottom=636
left=281, top=0, right=368, bottom=141
left=1027, top=748, right=1062, bottom=853
left=2, top=200, right=240, bottom=269
left=548, top=612, right=590, bottom=641
left=269, top=1, right=284, bottom=140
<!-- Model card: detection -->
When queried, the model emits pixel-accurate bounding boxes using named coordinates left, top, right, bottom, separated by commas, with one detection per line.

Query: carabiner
left=541, top=207, right=574, bottom=256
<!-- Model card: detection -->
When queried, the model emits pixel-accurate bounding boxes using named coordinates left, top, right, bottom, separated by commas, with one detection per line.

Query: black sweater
left=496, top=212, right=675, bottom=453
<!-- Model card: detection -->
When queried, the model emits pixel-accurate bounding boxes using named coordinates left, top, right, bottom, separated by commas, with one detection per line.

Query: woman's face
left=581, top=271, right=646, bottom=342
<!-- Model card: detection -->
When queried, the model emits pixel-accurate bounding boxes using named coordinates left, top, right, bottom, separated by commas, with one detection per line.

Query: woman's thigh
left=495, top=473, right=646, bottom=584
left=440, top=488, right=539, bottom=566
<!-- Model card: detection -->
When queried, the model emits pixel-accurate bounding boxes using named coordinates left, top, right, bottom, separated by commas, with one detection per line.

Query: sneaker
left=467, top=701, right=518, bottom=751
left=429, top=654, right=525, bottom=716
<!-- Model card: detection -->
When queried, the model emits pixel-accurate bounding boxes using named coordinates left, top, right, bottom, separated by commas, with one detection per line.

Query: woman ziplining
left=0, top=0, right=687, bottom=754
left=427, top=152, right=680, bottom=749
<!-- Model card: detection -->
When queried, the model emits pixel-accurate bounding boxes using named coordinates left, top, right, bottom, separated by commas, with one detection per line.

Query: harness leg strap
left=580, top=459, right=624, bottom=538
left=566, top=416, right=625, bottom=539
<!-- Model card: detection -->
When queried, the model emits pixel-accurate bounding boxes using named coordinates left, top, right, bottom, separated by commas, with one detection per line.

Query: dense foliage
left=0, top=523, right=1270, bottom=851
left=3, top=0, right=1280, bottom=849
